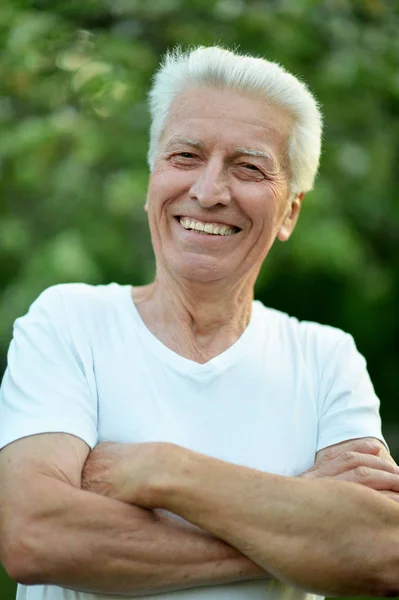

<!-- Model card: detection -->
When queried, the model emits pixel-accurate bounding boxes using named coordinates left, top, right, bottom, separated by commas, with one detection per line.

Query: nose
left=189, top=158, right=231, bottom=207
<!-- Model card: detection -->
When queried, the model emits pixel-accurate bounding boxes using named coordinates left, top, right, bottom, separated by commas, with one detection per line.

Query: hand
left=81, top=441, right=179, bottom=507
left=300, top=438, right=399, bottom=502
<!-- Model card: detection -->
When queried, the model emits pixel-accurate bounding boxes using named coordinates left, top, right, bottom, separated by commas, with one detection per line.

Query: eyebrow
left=163, top=136, right=205, bottom=152
left=234, top=147, right=273, bottom=161
left=233, top=147, right=278, bottom=171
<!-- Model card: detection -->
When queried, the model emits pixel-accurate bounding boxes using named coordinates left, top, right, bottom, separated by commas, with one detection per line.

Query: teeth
left=180, top=217, right=192, bottom=229
left=222, top=227, right=235, bottom=236
left=179, top=217, right=236, bottom=236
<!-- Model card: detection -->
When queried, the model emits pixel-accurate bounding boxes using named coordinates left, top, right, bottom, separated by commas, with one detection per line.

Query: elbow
left=2, top=551, right=39, bottom=585
left=2, top=555, right=39, bottom=586
left=380, top=539, right=399, bottom=597
left=378, top=584, right=399, bottom=599
left=375, top=583, right=399, bottom=599
left=369, top=555, right=399, bottom=598
left=1, top=521, right=48, bottom=585
left=383, top=590, right=399, bottom=599
left=326, top=567, right=399, bottom=598
left=380, top=570, right=399, bottom=598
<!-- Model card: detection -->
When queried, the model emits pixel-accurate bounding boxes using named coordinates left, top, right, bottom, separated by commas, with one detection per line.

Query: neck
left=132, top=268, right=255, bottom=363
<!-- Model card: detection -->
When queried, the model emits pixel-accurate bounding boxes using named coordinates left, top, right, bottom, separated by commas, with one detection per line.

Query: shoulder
left=13, top=283, right=131, bottom=348
left=253, top=301, right=356, bottom=368
left=21, top=282, right=127, bottom=322
left=29, top=282, right=121, bottom=309
left=298, top=318, right=355, bottom=362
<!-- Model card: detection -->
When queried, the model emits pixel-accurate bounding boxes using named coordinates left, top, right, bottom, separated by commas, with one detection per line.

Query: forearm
left=10, top=476, right=266, bottom=595
left=154, top=446, right=399, bottom=597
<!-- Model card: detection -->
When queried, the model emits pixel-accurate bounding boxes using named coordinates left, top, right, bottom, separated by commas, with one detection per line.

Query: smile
left=178, top=217, right=239, bottom=236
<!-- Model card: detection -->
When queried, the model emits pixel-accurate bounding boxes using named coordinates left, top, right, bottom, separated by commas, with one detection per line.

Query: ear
left=277, top=192, right=305, bottom=242
left=144, top=193, right=149, bottom=213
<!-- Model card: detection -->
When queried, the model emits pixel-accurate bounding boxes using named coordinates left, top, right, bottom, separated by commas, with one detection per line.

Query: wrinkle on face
left=146, top=86, right=296, bottom=287
left=158, top=86, right=293, bottom=181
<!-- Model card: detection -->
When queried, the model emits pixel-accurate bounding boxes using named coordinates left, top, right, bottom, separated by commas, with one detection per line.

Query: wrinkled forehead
left=160, top=86, right=293, bottom=168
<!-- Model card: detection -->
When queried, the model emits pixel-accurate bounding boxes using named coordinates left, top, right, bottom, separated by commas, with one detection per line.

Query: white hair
left=147, top=46, right=323, bottom=194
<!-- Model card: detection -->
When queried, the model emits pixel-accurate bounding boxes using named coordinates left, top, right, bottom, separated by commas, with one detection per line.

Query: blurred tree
left=0, top=0, right=398, bottom=598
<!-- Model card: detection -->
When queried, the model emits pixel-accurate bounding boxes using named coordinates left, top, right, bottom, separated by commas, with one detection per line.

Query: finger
left=317, top=438, right=384, bottom=463
left=375, top=444, right=396, bottom=464
left=336, top=467, right=399, bottom=492
left=304, top=452, right=399, bottom=478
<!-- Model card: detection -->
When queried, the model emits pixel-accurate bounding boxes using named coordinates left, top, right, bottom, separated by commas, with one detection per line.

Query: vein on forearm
left=155, top=448, right=399, bottom=597
left=15, top=476, right=266, bottom=595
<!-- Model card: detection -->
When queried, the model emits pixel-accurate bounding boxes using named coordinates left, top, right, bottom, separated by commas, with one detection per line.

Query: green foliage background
left=0, top=0, right=398, bottom=598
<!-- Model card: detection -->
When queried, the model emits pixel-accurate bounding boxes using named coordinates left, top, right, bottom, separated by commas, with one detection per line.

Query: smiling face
left=146, top=86, right=303, bottom=285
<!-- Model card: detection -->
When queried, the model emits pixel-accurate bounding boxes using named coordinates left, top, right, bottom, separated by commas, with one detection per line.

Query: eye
left=178, top=152, right=196, bottom=159
left=168, top=151, right=199, bottom=169
left=242, top=163, right=260, bottom=171
left=237, top=163, right=265, bottom=179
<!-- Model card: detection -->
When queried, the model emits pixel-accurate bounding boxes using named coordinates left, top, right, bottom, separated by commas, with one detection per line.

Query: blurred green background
left=0, top=0, right=398, bottom=598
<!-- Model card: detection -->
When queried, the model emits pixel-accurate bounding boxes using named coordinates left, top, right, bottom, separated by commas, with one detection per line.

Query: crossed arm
left=0, top=433, right=266, bottom=596
left=81, top=437, right=399, bottom=596
left=1, top=433, right=399, bottom=597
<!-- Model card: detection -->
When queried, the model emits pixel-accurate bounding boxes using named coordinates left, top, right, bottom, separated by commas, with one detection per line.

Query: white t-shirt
left=0, top=283, right=385, bottom=600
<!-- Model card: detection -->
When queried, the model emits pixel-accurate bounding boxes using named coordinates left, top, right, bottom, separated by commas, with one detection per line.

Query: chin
left=169, top=258, right=232, bottom=284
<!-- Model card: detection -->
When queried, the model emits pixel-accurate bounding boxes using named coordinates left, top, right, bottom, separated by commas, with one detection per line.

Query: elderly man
left=0, top=46, right=398, bottom=600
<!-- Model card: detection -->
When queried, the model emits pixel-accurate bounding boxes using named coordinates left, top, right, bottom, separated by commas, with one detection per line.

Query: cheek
left=150, top=163, right=194, bottom=192
left=258, top=182, right=290, bottom=222
left=242, top=189, right=279, bottom=225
